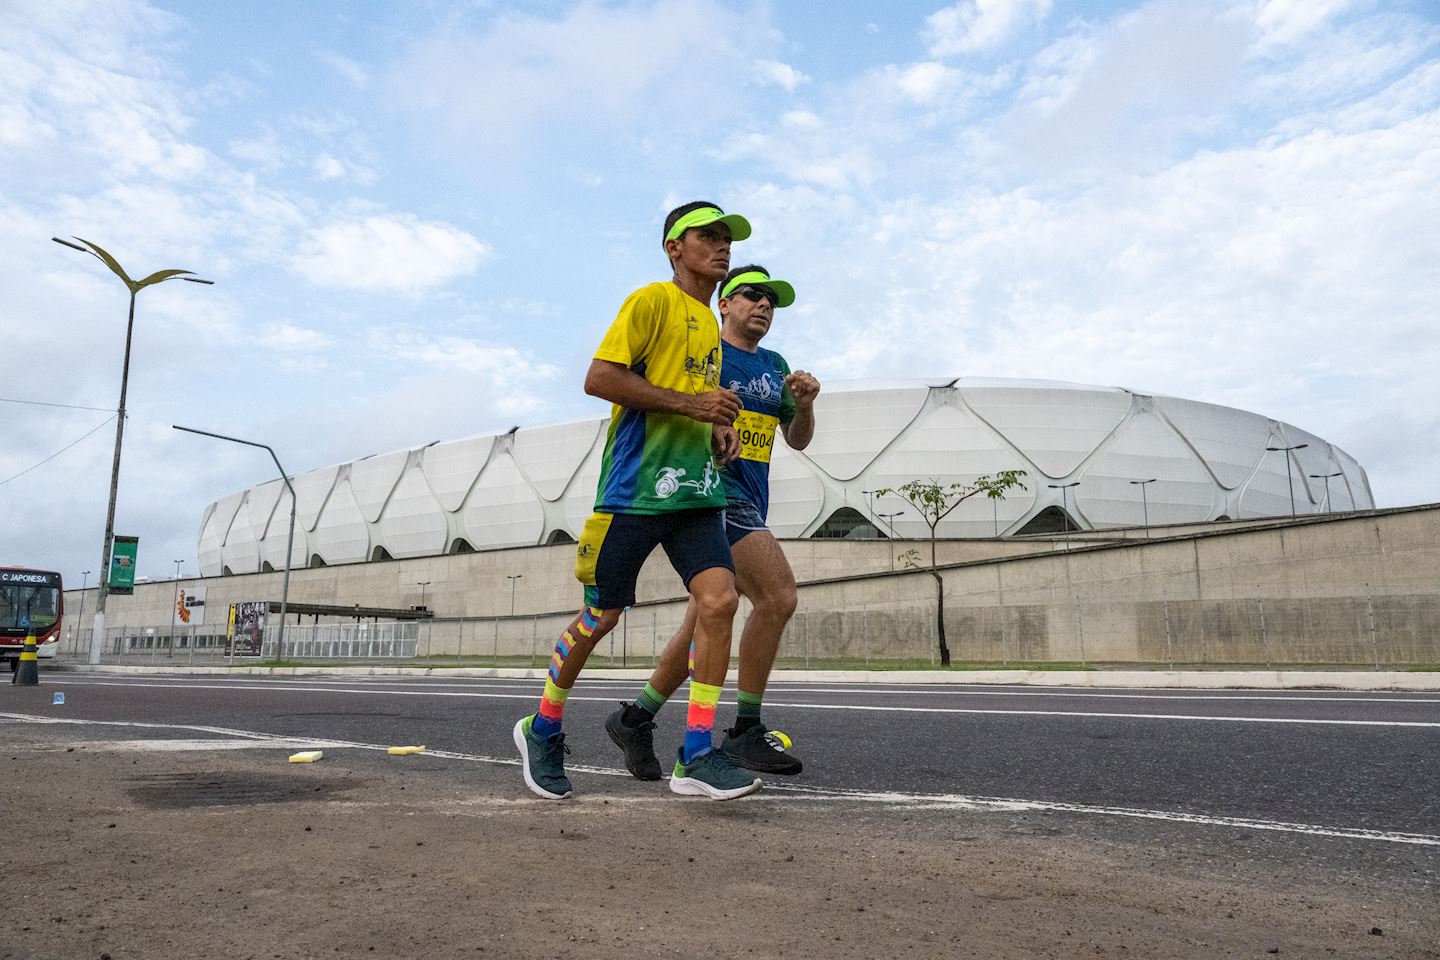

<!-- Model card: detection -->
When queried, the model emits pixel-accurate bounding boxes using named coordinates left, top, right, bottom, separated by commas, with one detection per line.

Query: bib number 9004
left=735, top=411, right=780, bottom=463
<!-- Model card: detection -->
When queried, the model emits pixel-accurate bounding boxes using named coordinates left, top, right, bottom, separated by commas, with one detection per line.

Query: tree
left=874, top=470, right=1028, bottom=665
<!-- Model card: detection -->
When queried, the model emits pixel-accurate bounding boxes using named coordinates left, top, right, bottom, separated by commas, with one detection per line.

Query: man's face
left=720, top=284, right=776, bottom=342
left=669, top=222, right=732, bottom=281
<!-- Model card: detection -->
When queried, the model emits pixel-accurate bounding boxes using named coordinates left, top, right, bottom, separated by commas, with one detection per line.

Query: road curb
left=43, top=662, right=1440, bottom=690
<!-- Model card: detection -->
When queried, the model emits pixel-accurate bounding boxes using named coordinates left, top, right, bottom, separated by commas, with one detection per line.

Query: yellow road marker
left=387, top=745, right=427, bottom=755
left=288, top=750, right=324, bottom=763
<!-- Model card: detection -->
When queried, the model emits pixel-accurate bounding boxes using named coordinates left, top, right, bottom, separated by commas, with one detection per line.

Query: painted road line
left=13, top=738, right=357, bottom=752
left=22, top=682, right=1440, bottom=727
left=46, top=674, right=1440, bottom=705
left=4, top=711, right=1435, bottom=848
left=762, top=784, right=1440, bottom=847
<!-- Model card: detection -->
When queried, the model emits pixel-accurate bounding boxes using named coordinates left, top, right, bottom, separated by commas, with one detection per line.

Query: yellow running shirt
left=592, top=282, right=726, bottom=514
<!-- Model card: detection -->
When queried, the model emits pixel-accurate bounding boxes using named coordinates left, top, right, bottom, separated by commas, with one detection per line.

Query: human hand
left=785, top=370, right=821, bottom=407
left=688, top=388, right=742, bottom=426
left=712, top=424, right=740, bottom=464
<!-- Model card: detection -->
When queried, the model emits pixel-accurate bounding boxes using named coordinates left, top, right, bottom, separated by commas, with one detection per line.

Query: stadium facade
left=197, top=378, right=1374, bottom=577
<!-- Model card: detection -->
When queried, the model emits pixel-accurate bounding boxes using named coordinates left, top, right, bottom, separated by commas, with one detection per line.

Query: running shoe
left=513, top=715, right=573, bottom=800
left=669, top=747, right=763, bottom=801
left=605, top=702, right=662, bottom=781
left=720, top=724, right=803, bottom=775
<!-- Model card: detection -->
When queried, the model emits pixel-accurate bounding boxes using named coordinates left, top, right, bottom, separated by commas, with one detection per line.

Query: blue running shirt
left=720, top=340, right=796, bottom=521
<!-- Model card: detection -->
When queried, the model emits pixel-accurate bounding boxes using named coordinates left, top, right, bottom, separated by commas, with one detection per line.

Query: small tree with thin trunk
left=874, top=471, right=1028, bottom=665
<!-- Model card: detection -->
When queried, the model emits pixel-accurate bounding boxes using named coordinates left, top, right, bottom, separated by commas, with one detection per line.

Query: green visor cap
left=721, top=269, right=795, bottom=308
left=664, top=206, right=752, bottom=243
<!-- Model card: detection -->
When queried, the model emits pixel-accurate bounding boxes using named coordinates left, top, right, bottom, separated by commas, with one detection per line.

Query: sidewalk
left=44, top=661, right=1440, bottom=691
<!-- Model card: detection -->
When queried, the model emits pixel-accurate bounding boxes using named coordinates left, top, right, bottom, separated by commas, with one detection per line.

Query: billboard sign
left=174, top=585, right=207, bottom=627
left=109, top=536, right=139, bottom=595
left=226, top=601, right=266, bottom=657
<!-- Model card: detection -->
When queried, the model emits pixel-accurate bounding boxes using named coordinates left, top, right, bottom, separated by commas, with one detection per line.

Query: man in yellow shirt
left=514, top=201, right=763, bottom=801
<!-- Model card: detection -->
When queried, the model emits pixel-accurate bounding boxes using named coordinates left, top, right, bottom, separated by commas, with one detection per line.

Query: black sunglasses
left=732, top=286, right=778, bottom=306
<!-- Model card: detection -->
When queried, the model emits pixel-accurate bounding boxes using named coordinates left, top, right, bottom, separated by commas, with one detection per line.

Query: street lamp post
left=170, top=559, right=183, bottom=652
left=880, top=511, right=905, bottom=569
left=1047, top=482, right=1081, bottom=532
left=505, top=574, right=523, bottom=617
left=416, top=581, right=432, bottom=611
left=173, top=426, right=295, bottom=661
left=53, top=237, right=211, bottom=665
left=1308, top=471, right=1343, bottom=513
left=74, top=571, right=90, bottom=654
left=1129, top=478, right=1157, bottom=537
left=878, top=511, right=904, bottom=570
left=1265, top=443, right=1309, bottom=518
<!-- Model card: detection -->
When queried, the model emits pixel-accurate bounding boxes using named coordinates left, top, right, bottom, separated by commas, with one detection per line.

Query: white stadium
left=197, top=378, right=1374, bottom=577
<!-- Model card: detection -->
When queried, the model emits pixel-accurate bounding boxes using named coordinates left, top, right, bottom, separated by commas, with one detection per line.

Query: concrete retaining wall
left=60, top=505, right=1440, bottom=666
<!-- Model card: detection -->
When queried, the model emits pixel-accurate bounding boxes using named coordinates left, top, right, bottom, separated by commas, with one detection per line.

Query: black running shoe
left=605, top=702, right=662, bottom=781
left=719, top=724, right=803, bottom=775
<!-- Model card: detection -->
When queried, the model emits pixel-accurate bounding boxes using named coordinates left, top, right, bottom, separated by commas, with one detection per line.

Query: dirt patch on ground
left=1, top=741, right=1434, bottom=960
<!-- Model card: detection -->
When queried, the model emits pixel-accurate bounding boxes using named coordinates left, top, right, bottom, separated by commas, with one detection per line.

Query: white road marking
left=26, top=681, right=1440, bottom=727
left=3, top=711, right=1435, bottom=847
left=45, top=674, right=1440, bottom=705
left=16, top=738, right=357, bottom=752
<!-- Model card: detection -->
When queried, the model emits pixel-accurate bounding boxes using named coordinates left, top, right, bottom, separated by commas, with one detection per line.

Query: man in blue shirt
left=607, top=264, right=820, bottom=778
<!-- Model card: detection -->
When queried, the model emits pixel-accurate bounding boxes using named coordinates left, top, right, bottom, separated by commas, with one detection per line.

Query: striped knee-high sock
left=532, top=607, right=601, bottom=738
left=683, top=681, right=722, bottom=763
left=533, top=678, right=569, bottom=739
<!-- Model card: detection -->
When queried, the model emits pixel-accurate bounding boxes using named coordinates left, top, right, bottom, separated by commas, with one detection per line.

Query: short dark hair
left=720, top=264, right=769, bottom=298
left=662, top=200, right=721, bottom=246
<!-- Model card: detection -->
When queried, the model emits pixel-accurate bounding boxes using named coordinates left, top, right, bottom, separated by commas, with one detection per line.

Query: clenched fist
left=687, top=388, right=742, bottom=426
left=785, top=370, right=821, bottom=407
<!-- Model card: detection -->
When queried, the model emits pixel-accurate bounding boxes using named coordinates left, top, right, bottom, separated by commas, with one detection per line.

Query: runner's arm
left=585, top=359, right=740, bottom=426
left=781, top=370, right=820, bottom=450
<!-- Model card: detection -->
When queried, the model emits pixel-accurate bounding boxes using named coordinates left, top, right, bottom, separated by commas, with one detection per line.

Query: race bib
left=735, top=410, right=780, bottom=463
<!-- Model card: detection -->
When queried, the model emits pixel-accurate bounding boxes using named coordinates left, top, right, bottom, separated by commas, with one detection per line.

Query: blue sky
left=2, top=0, right=1437, bottom=585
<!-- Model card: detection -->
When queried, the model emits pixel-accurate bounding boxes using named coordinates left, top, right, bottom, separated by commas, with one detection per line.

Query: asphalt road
left=5, top=672, right=1438, bottom=846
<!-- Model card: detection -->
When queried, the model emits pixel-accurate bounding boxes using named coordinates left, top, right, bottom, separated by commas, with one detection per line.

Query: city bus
left=1, top=567, right=63, bottom=671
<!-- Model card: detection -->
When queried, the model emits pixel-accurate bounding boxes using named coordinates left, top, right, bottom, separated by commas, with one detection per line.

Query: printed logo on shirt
left=654, top=461, right=721, bottom=499
left=685, top=347, right=720, bottom=388
left=727, top=371, right=783, bottom=402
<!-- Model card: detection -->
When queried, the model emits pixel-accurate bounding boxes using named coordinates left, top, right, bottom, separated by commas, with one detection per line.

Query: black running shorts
left=575, top=508, right=733, bottom=611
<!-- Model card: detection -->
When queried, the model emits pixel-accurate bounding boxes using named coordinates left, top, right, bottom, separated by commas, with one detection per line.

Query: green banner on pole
left=109, top=535, right=139, bottom=595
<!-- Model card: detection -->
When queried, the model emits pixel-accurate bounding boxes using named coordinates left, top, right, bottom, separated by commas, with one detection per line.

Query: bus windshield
left=0, top=575, right=61, bottom=634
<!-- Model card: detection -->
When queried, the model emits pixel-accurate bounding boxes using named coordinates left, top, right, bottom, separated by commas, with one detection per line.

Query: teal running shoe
left=668, top=747, right=762, bottom=801
left=513, top=715, right=573, bottom=800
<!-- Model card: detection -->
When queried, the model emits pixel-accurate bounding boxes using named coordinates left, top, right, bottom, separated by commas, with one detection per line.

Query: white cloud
left=384, top=0, right=768, bottom=164
left=258, top=323, right=333, bottom=351
left=315, top=50, right=368, bottom=87
left=1256, top=0, right=1352, bottom=47
left=293, top=215, right=489, bottom=293
left=379, top=333, right=558, bottom=382
left=927, top=0, right=1054, bottom=57
left=314, top=153, right=346, bottom=179
left=753, top=100, right=1440, bottom=503
left=311, top=152, right=374, bottom=183
left=894, top=61, right=964, bottom=103
left=782, top=110, right=824, bottom=131
left=991, top=2, right=1251, bottom=176
left=754, top=60, right=809, bottom=91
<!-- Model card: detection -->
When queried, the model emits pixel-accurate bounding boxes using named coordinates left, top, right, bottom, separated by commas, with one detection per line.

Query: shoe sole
left=668, top=772, right=763, bottom=801
left=720, top=749, right=803, bottom=776
left=604, top=713, right=663, bottom=782
left=512, top=717, right=572, bottom=800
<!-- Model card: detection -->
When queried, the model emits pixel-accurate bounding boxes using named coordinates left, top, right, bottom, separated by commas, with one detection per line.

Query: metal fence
left=259, top=621, right=419, bottom=660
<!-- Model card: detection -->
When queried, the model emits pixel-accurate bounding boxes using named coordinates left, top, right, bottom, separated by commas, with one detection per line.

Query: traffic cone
left=13, top=631, right=39, bottom=685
